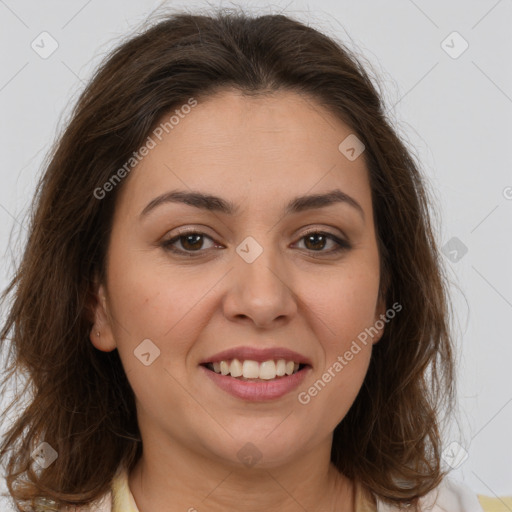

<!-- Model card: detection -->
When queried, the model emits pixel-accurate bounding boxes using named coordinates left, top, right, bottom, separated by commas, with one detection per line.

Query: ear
left=371, top=293, right=387, bottom=345
left=87, top=276, right=117, bottom=352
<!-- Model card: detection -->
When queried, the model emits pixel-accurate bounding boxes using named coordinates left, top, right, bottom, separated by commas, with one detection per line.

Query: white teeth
left=230, top=358, right=243, bottom=377
left=208, top=358, right=304, bottom=379
left=220, top=361, right=230, bottom=375
left=242, top=360, right=260, bottom=379
left=259, top=360, right=276, bottom=380
left=276, top=359, right=286, bottom=376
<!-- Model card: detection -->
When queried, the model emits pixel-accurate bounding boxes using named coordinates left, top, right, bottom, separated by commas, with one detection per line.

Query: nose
left=222, top=242, right=298, bottom=329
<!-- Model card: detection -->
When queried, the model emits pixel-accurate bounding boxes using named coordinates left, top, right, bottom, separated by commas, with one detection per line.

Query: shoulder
left=477, top=493, right=512, bottom=512
left=374, top=476, right=485, bottom=512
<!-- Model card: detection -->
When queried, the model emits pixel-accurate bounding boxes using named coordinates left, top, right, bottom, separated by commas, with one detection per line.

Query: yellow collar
left=111, top=464, right=140, bottom=512
left=110, top=465, right=376, bottom=512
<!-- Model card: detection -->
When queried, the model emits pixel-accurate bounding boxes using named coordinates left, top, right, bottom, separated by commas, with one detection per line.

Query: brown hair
left=0, top=7, right=456, bottom=511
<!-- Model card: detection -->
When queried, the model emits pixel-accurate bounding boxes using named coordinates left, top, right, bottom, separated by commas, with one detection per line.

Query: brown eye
left=161, top=232, right=217, bottom=255
left=161, top=229, right=351, bottom=257
left=303, top=233, right=329, bottom=251
left=295, top=231, right=351, bottom=255
left=178, top=233, right=206, bottom=251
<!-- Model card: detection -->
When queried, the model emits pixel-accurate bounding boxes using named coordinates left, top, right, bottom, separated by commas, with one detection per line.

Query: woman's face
left=92, top=89, right=385, bottom=468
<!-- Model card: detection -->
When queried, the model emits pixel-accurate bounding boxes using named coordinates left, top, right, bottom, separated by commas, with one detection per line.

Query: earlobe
left=88, top=282, right=117, bottom=352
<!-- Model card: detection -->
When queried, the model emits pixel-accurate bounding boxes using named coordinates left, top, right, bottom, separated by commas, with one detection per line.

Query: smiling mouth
left=201, top=359, right=309, bottom=381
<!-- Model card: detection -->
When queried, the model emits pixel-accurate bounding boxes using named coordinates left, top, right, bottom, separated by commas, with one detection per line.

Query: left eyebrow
left=139, top=188, right=365, bottom=222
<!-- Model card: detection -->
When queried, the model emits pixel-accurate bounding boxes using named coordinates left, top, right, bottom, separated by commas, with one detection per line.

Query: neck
left=128, top=438, right=354, bottom=512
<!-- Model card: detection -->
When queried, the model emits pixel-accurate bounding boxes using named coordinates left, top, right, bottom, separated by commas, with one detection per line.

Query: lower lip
left=200, top=365, right=311, bottom=401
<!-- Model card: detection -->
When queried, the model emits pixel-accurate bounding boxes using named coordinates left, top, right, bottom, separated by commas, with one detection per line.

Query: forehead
left=115, top=89, right=372, bottom=219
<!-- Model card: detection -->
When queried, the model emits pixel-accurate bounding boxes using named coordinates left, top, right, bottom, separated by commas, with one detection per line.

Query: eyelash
left=160, top=229, right=351, bottom=257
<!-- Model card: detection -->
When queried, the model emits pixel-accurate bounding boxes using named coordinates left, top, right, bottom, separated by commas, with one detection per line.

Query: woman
left=0, top=9, right=487, bottom=512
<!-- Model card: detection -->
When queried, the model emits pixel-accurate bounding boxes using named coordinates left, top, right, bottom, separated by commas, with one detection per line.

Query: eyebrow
left=139, top=188, right=365, bottom=221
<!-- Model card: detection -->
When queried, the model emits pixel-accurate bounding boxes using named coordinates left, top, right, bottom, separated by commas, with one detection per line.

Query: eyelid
left=160, top=225, right=351, bottom=257
left=299, top=224, right=347, bottom=239
left=163, top=224, right=347, bottom=244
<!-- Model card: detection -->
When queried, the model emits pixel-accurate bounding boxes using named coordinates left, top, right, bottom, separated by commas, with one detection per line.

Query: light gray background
left=1, top=0, right=511, bottom=508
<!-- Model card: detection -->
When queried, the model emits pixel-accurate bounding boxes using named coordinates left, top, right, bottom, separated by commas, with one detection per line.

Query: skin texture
left=90, top=89, right=386, bottom=512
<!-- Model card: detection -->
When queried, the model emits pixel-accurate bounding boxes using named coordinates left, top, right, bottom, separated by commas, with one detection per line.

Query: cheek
left=108, top=238, right=197, bottom=330
left=304, top=262, right=381, bottom=346
left=295, top=262, right=379, bottom=418
left=105, top=246, right=207, bottom=372
left=297, top=278, right=376, bottom=430
left=302, top=346, right=372, bottom=436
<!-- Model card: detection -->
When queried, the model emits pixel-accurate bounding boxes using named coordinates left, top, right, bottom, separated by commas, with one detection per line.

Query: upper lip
left=200, top=346, right=313, bottom=366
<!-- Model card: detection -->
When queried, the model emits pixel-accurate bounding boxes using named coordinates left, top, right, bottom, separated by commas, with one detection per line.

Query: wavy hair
left=0, top=8, right=456, bottom=511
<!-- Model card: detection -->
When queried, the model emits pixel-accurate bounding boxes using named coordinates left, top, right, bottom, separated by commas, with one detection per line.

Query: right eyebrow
left=139, top=188, right=365, bottom=223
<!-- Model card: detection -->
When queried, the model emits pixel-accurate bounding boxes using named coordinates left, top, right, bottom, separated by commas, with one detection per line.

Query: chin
left=209, top=426, right=309, bottom=469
